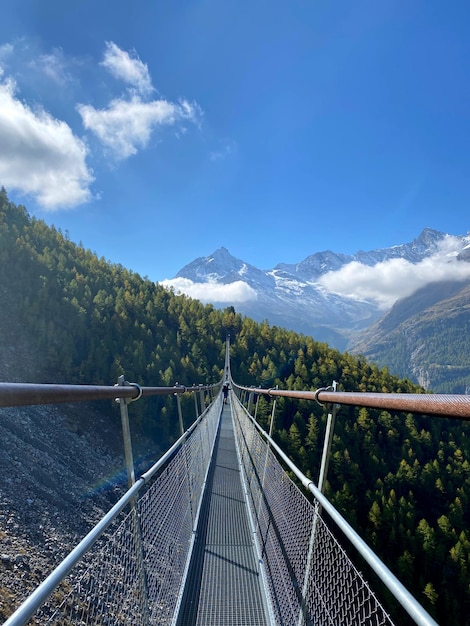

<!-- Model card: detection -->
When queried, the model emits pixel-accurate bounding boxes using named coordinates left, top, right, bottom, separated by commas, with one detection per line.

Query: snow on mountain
left=457, top=242, right=470, bottom=262
left=176, top=247, right=275, bottom=290
left=276, top=228, right=451, bottom=282
left=170, top=229, right=470, bottom=349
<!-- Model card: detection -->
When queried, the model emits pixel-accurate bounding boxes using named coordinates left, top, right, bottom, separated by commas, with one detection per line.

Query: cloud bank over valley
left=318, top=237, right=470, bottom=308
left=161, top=278, right=258, bottom=305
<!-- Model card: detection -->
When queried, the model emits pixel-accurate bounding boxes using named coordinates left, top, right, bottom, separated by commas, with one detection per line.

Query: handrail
left=236, top=384, right=470, bottom=420
left=0, top=381, right=217, bottom=408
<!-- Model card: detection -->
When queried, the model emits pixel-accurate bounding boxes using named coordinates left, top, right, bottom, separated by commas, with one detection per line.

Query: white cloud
left=318, top=237, right=470, bottom=308
left=0, top=43, right=13, bottom=63
left=0, top=39, right=200, bottom=203
left=161, top=277, right=258, bottom=304
left=76, top=42, right=202, bottom=160
left=35, top=48, right=72, bottom=85
left=0, top=44, right=13, bottom=79
left=210, top=139, right=236, bottom=161
left=1, top=41, right=77, bottom=88
left=0, top=78, right=94, bottom=210
left=77, top=95, right=200, bottom=160
left=101, top=41, right=153, bottom=96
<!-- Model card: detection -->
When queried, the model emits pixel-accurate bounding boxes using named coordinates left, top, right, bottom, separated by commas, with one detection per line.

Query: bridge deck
left=176, top=402, right=270, bottom=625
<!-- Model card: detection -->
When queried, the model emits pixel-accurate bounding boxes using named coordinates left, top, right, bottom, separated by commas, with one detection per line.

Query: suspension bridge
left=3, top=339, right=470, bottom=625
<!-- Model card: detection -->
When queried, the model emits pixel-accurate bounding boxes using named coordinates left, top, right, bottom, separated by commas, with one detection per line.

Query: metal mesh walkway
left=177, top=402, right=270, bottom=626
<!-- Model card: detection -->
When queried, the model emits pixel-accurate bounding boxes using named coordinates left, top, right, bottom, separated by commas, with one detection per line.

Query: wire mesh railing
left=230, top=388, right=439, bottom=626
left=5, top=388, right=222, bottom=626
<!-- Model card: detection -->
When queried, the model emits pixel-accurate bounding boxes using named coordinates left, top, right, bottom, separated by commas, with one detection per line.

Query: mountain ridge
left=174, top=228, right=470, bottom=349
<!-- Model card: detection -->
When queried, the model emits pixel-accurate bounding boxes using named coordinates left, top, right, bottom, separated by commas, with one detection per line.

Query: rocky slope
left=0, top=295, right=132, bottom=621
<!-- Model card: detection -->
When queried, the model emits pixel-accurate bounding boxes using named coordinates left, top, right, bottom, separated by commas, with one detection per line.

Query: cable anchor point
left=114, top=380, right=143, bottom=404
left=314, top=385, right=334, bottom=408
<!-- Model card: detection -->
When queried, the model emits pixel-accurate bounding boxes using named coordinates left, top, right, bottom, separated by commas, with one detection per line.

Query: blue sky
left=1, top=0, right=470, bottom=286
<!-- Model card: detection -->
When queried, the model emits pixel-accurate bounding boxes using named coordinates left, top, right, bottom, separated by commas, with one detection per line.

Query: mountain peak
left=414, top=227, right=445, bottom=246
left=176, top=247, right=246, bottom=282
left=207, top=247, right=236, bottom=262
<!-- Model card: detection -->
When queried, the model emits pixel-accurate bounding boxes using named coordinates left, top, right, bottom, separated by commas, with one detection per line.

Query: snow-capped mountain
left=273, top=227, right=457, bottom=280
left=173, top=229, right=470, bottom=349
left=175, top=247, right=380, bottom=347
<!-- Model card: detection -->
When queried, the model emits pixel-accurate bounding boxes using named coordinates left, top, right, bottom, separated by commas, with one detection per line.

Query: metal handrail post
left=116, top=376, right=149, bottom=626
left=193, top=387, right=199, bottom=419
left=199, top=384, right=206, bottom=412
left=177, top=389, right=195, bottom=529
left=268, top=386, right=278, bottom=438
left=176, top=387, right=185, bottom=436
left=254, top=392, right=260, bottom=422
left=256, top=386, right=278, bottom=537
left=116, top=375, right=137, bottom=488
left=317, top=381, right=338, bottom=494
left=297, top=382, right=339, bottom=625
left=247, top=389, right=254, bottom=414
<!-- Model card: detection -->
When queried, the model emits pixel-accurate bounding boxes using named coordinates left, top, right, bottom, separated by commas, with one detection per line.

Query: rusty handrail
left=5, top=377, right=470, bottom=419
left=0, top=382, right=217, bottom=408
left=234, top=384, right=470, bottom=420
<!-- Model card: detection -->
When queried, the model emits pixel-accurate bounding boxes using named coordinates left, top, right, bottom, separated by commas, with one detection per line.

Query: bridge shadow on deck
left=176, top=403, right=269, bottom=626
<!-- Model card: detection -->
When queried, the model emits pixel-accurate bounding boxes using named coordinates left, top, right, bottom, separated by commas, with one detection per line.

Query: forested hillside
left=352, top=280, right=470, bottom=392
left=1, top=189, right=469, bottom=625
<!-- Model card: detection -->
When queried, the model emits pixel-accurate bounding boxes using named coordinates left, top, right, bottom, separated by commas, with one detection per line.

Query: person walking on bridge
left=222, top=382, right=229, bottom=404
